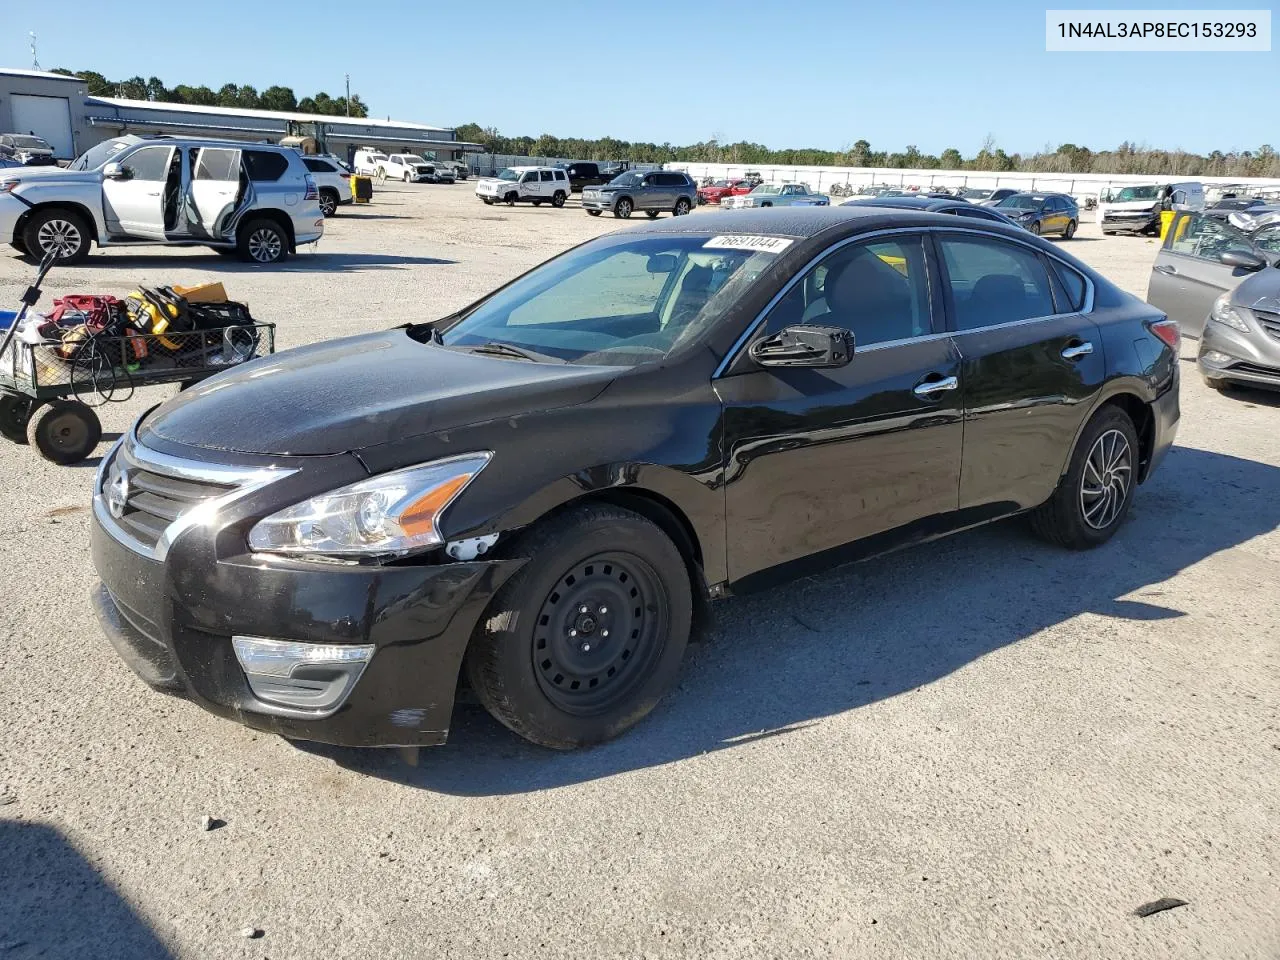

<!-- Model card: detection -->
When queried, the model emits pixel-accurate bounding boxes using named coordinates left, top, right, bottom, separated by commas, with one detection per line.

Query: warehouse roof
left=86, top=96, right=450, bottom=132
left=0, top=67, right=85, bottom=82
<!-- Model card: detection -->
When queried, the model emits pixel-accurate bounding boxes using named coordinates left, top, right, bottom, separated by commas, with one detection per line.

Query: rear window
left=244, top=150, right=289, bottom=182
left=303, top=158, right=335, bottom=173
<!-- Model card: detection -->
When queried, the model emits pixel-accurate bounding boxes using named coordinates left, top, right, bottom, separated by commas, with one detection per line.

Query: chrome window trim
left=712, top=224, right=1095, bottom=378
left=93, top=419, right=296, bottom=562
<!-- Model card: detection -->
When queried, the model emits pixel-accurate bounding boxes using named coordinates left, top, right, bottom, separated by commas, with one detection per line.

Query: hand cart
left=0, top=256, right=275, bottom=465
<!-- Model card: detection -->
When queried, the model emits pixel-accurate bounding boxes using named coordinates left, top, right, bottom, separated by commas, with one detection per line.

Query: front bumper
left=89, top=442, right=523, bottom=747
left=580, top=193, right=616, bottom=211
left=1199, top=318, right=1280, bottom=391
left=1100, top=213, right=1159, bottom=233
left=0, top=192, right=29, bottom=242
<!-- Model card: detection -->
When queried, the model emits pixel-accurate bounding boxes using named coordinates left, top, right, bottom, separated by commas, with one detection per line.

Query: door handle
left=1061, top=341, right=1094, bottom=360
left=913, top=375, right=959, bottom=398
left=1153, top=264, right=1177, bottom=275
left=146, top=191, right=161, bottom=196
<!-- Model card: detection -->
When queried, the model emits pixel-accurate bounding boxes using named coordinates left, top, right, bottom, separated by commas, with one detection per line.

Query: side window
left=539, top=170, right=554, bottom=182
left=1050, top=260, right=1088, bottom=312
left=1169, top=214, right=1255, bottom=260
left=521, top=172, right=538, bottom=183
left=938, top=235, right=1056, bottom=330
left=391, top=156, right=403, bottom=166
left=243, top=151, right=288, bottom=182
left=303, top=158, right=330, bottom=173
left=122, top=146, right=172, bottom=181
left=763, top=236, right=933, bottom=346
left=193, top=148, right=239, bottom=181
left=1251, top=225, right=1280, bottom=255
left=555, top=170, right=567, bottom=181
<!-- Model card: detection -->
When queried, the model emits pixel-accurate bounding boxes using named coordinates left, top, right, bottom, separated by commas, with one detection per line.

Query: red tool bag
left=44, top=295, right=148, bottom=362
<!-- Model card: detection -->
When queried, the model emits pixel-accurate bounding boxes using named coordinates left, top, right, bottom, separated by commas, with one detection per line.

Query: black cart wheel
left=1029, top=405, right=1138, bottom=549
left=0, top=392, right=36, bottom=444
left=532, top=200, right=542, bottom=206
left=26, top=399, right=102, bottom=464
left=465, top=504, right=692, bottom=749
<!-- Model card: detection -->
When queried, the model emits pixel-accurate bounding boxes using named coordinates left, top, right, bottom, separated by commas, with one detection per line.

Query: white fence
left=464, top=154, right=663, bottom=177
left=667, top=162, right=1280, bottom=200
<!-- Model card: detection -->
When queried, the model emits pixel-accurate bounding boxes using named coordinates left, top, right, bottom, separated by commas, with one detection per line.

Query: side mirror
left=750, top=325, right=853, bottom=369
left=103, top=162, right=129, bottom=181
left=1220, top=249, right=1266, bottom=272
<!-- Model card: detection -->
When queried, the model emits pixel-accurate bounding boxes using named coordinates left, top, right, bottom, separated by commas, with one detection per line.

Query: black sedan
left=993, top=192, right=1080, bottom=238
left=842, top=194, right=1019, bottom=226
left=91, top=208, right=1180, bottom=751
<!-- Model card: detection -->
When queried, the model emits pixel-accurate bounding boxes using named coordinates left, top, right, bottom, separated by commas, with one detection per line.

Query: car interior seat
left=823, top=253, right=916, bottom=345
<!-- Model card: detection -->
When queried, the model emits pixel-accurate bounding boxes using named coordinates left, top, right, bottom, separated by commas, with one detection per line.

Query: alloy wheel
left=247, top=228, right=283, bottom=263
left=674, top=199, right=690, bottom=216
left=1079, top=429, right=1132, bottom=530
left=532, top=552, right=669, bottom=716
left=320, top=193, right=337, bottom=216
left=36, top=219, right=82, bottom=259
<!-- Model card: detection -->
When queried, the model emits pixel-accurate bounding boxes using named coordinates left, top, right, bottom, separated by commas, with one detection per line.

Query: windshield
left=1102, top=185, right=1161, bottom=203
left=997, top=195, right=1045, bottom=210
left=497, top=168, right=520, bottom=181
left=751, top=185, right=782, bottom=195
left=439, top=234, right=785, bottom=365
left=609, top=172, right=643, bottom=187
left=70, top=138, right=133, bottom=171
left=961, top=188, right=992, bottom=199
left=401, top=155, right=428, bottom=164
left=11, top=136, right=48, bottom=149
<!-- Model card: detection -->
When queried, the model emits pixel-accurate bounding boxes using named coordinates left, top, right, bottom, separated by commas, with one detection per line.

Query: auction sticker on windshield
left=704, top=235, right=794, bottom=253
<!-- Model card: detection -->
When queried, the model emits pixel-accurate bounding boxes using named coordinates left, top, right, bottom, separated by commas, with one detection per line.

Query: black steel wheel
left=25, top=398, right=102, bottom=464
left=464, top=504, right=692, bottom=749
left=0, top=392, right=36, bottom=444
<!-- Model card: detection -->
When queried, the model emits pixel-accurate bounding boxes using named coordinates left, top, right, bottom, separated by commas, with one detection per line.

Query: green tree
left=940, top=147, right=963, bottom=169
left=259, top=85, right=297, bottom=111
left=146, top=77, right=168, bottom=101
left=117, top=76, right=148, bottom=100
left=216, top=83, right=240, bottom=107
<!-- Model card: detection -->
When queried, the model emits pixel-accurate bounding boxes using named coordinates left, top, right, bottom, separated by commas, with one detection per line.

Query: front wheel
left=1029, top=406, right=1139, bottom=549
left=505, top=193, right=517, bottom=207
left=614, top=198, right=633, bottom=219
left=646, top=210, right=660, bottom=219
left=236, top=218, right=288, bottom=264
left=1063, top=219, right=1077, bottom=239
left=673, top=197, right=691, bottom=216
left=23, top=209, right=92, bottom=264
left=1029, top=221, right=1042, bottom=236
left=552, top=191, right=566, bottom=208
left=464, top=504, right=692, bottom=749
left=587, top=209, right=602, bottom=217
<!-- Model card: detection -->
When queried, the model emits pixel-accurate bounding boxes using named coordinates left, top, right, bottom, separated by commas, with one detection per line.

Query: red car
left=697, top=179, right=754, bottom=204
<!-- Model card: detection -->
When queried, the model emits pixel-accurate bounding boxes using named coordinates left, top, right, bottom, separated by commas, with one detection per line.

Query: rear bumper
left=91, top=494, right=523, bottom=747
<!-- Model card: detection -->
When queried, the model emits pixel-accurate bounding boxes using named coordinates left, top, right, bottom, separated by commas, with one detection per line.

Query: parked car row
left=352, top=150, right=464, bottom=184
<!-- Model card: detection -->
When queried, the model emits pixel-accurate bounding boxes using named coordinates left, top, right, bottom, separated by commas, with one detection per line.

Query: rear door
left=538, top=169, right=556, bottom=197
left=1147, top=212, right=1260, bottom=337
left=188, top=147, right=242, bottom=241
left=718, top=232, right=964, bottom=581
left=101, top=144, right=175, bottom=239
left=937, top=231, right=1106, bottom=512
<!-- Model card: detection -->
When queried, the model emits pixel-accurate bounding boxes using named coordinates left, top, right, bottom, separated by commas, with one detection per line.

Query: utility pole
left=345, top=74, right=351, bottom=117
left=29, top=32, right=40, bottom=70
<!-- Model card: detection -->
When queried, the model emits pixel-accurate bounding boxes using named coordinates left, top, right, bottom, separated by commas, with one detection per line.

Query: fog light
left=1202, top=350, right=1234, bottom=364
left=232, top=636, right=374, bottom=715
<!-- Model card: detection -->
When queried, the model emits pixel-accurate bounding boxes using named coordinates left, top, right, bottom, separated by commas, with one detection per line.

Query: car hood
left=0, top=165, right=92, bottom=185
left=139, top=329, right=617, bottom=457
left=1101, top=200, right=1160, bottom=212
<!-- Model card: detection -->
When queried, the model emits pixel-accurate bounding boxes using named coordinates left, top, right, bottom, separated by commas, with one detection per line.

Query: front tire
left=646, top=210, right=660, bottom=219
left=505, top=192, right=517, bottom=207
left=587, top=209, right=602, bottom=217
left=236, top=218, right=288, bottom=264
left=1030, top=406, right=1139, bottom=549
left=614, top=198, right=633, bottom=219
left=26, top=399, right=101, bottom=464
left=552, top=191, right=566, bottom=208
left=464, top=504, right=692, bottom=749
left=23, top=209, right=92, bottom=264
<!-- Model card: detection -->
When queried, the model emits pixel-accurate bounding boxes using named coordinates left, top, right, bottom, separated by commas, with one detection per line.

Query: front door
left=639, top=174, right=669, bottom=211
left=1147, top=212, right=1264, bottom=337
left=188, top=147, right=242, bottom=241
left=101, top=144, right=174, bottom=239
left=935, top=231, right=1106, bottom=511
left=718, top=233, right=964, bottom=582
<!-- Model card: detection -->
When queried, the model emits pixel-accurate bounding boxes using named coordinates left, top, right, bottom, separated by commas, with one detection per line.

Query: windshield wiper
left=468, top=341, right=564, bottom=363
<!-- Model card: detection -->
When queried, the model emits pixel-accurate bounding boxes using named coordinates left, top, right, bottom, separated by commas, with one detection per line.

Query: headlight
left=0, top=181, right=17, bottom=194
left=247, top=453, right=491, bottom=559
left=1210, top=294, right=1250, bottom=333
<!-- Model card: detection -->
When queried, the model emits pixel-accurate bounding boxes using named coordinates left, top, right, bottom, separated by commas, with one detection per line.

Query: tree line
left=49, top=69, right=369, bottom=118
left=453, top=124, right=1280, bottom=180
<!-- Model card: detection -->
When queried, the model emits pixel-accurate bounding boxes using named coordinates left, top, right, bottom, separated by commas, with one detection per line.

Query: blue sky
left=5, top=0, right=1277, bottom=155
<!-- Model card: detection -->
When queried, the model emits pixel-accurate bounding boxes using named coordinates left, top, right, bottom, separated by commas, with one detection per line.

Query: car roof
left=845, top=196, right=963, bottom=211
left=626, top=205, right=1026, bottom=240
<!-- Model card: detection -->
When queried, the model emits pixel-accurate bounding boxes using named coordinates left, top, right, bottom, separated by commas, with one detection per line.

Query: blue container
left=0, top=310, right=17, bottom=330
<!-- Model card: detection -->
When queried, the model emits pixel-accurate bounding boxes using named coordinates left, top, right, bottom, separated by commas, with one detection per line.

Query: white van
left=1097, top=181, right=1204, bottom=235
left=474, top=166, right=570, bottom=207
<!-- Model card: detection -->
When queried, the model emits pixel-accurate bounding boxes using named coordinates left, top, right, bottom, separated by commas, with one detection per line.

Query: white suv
left=378, top=154, right=440, bottom=183
left=302, top=155, right=354, bottom=217
left=475, top=166, right=570, bottom=207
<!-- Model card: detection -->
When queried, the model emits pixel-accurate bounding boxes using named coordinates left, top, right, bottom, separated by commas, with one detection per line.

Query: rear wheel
left=236, top=218, right=288, bottom=264
left=614, top=198, right=633, bottom=219
left=464, top=504, right=692, bottom=749
left=318, top=190, right=339, bottom=217
left=1030, top=406, right=1139, bottom=549
left=673, top=197, right=691, bottom=216
left=26, top=399, right=102, bottom=464
left=23, top=209, right=92, bottom=264
left=1063, top=219, right=1077, bottom=239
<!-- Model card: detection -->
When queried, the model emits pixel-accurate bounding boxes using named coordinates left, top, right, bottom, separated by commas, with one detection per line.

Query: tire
left=1029, top=221, right=1042, bottom=236
left=673, top=197, right=691, bottom=216
left=646, top=210, right=660, bottom=219
left=1102, top=230, right=1115, bottom=236
left=552, top=191, right=566, bottom=208
left=0, top=392, right=36, bottom=444
left=1063, top=219, right=1077, bottom=239
left=403, top=172, right=411, bottom=183
left=464, top=504, right=693, bottom=749
left=318, top=190, right=339, bottom=217
left=761, top=202, right=772, bottom=207
left=25, top=399, right=102, bottom=464
left=532, top=200, right=542, bottom=207
left=11, top=236, right=28, bottom=255
left=505, top=193, right=517, bottom=207
left=614, top=198, right=633, bottom=219
left=587, top=209, right=602, bottom=217
left=236, top=218, right=288, bottom=265
left=1029, top=406, right=1140, bottom=549
left=23, top=208, right=92, bottom=264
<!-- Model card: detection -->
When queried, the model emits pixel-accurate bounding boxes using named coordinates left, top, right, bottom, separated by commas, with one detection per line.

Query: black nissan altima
left=91, top=208, right=1181, bottom=750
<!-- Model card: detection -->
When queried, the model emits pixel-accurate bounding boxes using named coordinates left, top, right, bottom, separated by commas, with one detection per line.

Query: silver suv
left=0, top=135, right=325, bottom=265
left=581, top=171, right=698, bottom=219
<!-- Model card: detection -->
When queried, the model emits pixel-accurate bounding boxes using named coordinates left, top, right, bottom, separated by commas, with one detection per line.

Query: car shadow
left=1218, top=384, right=1280, bottom=408
left=301, top=445, right=1280, bottom=796
left=0, top=820, right=175, bottom=958
left=329, top=212, right=411, bottom=221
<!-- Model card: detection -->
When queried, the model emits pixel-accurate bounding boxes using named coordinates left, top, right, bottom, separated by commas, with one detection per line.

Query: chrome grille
left=1252, top=309, right=1280, bottom=343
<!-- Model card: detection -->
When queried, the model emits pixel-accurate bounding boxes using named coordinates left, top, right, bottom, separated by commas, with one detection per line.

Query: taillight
left=304, top=174, right=318, bottom=200
left=1149, top=318, right=1180, bottom=352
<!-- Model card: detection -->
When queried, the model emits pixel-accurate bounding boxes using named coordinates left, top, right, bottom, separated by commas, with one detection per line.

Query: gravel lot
left=1, top=184, right=1277, bottom=960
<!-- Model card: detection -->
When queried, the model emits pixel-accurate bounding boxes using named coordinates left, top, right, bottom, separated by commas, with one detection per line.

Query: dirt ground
left=0, top=183, right=1277, bottom=960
